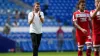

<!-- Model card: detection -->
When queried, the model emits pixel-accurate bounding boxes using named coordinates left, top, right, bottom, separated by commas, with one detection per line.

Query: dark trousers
left=57, top=39, right=63, bottom=52
left=30, top=33, right=42, bottom=56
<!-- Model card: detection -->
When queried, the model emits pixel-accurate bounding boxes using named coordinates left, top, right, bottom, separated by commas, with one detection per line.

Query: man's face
left=79, top=2, right=85, bottom=10
left=95, top=0, right=100, bottom=8
left=34, top=4, right=40, bottom=11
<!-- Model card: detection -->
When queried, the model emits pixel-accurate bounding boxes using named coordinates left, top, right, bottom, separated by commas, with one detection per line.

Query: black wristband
left=39, top=15, right=41, bottom=18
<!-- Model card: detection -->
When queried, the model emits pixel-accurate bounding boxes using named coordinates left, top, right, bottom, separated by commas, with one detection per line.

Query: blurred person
left=12, top=21, right=19, bottom=27
left=72, top=1, right=92, bottom=56
left=28, top=2, right=44, bottom=56
left=56, top=26, right=64, bottom=52
left=3, top=16, right=11, bottom=35
left=20, top=11, right=26, bottom=19
left=90, top=0, right=100, bottom=56
left=13, top=10, right=19, bottom=27
left=14, top=10, right=19, bottom=19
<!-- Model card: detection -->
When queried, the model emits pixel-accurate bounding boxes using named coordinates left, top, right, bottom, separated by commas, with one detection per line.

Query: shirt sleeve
left=72, top=13, right=77, bottom=21
left=28, top=12, right=33, bottom=22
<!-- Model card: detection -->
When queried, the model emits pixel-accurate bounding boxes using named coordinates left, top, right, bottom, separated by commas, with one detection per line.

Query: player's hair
left=76, top=1, right=85, bottom=9
left=33, top=2, right=40, bottom=7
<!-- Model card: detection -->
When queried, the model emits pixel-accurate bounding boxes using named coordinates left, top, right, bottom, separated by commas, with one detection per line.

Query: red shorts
left=92, top=34, right=100, bottom=47
left=76, top=35, right=92, bottom=47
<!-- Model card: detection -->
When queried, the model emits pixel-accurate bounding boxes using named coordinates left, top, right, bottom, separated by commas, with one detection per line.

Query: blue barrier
left=0, top=34, right=16, bottom=52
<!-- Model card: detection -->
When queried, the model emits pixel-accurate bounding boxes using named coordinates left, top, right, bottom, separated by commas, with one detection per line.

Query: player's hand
left=81, top=29, right=87, bottom=34
left=97, top=2, right=100, bottom=11
left=38, top=11, right=41, bottom=18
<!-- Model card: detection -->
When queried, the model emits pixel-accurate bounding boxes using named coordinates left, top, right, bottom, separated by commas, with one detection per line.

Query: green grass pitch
left=0, top=52, right=94, bottom=56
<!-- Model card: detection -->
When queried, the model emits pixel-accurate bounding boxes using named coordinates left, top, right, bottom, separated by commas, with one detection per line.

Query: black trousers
left=30, top=33, right=42, bottom=56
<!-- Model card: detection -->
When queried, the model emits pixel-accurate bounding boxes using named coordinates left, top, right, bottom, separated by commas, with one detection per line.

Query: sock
left=94, top=51, right=99, bottom=56
left=86, top=49, right=91, bottom=56
left=78, top=50, right=83, bottom=56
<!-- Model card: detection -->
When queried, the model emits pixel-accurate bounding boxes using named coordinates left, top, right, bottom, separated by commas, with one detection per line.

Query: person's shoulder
left=85, top=10, right=89, bottom=12
left=90, top=9, right=95, bottom=13
left=28, top=11, right=33, bottom=15
left=73, top=10, right=79, bottom=15
left=84, top=10, right=90, bottom=13
left=40, top=11, right=44, bottom=14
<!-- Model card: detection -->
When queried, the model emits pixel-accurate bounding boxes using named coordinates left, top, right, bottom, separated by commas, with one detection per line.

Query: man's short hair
left=33, top=2, right=40, bottom=6
left=76, top=1, right=85, bottom=9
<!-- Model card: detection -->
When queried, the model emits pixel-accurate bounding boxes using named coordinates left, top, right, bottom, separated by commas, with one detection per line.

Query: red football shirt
left=73, top=10, right=91, bottom=36
left=90, top=10, right=100, bottom=35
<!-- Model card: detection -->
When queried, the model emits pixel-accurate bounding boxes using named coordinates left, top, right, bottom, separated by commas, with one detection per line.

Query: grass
left=0, top=51, right=94, bottom=56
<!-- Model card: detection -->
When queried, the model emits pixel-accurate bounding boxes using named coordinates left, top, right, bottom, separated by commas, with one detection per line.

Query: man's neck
left=80, top=9, right=84, bottom=12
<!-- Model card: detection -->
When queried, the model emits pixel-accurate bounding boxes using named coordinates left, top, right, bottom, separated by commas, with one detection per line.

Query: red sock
left=78, top=50, right=83, bottom=56
left=94, top=51, right=99, bottom=56
left=86, top=49, right=91, bottom=56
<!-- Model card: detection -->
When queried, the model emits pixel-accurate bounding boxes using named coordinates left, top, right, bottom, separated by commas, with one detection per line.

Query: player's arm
left=72, top=14, right=83, bottom=31
left=28, top=12, right=35, bottom=25
left=91, top=9, right=98, bottom=19
left=73, top=21, right=82, bottom=31
left=38, top=12, right=44, bottom=23
left=73, top=21, right=87, bottom=34
left=91, top=2, right=100, bottom=19
left=39, top=16, right=44, bottom=23
left=72, top=13, right=87, bottom=34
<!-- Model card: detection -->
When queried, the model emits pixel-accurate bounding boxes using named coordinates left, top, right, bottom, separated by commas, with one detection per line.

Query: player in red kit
left=72, top=1, right=92, bottom=56
left=90, top=0, right=100, bottom=56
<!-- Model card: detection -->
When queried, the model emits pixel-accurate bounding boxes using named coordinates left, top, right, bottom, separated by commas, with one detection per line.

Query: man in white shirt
left=28, top=2, right=44, bottom=56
